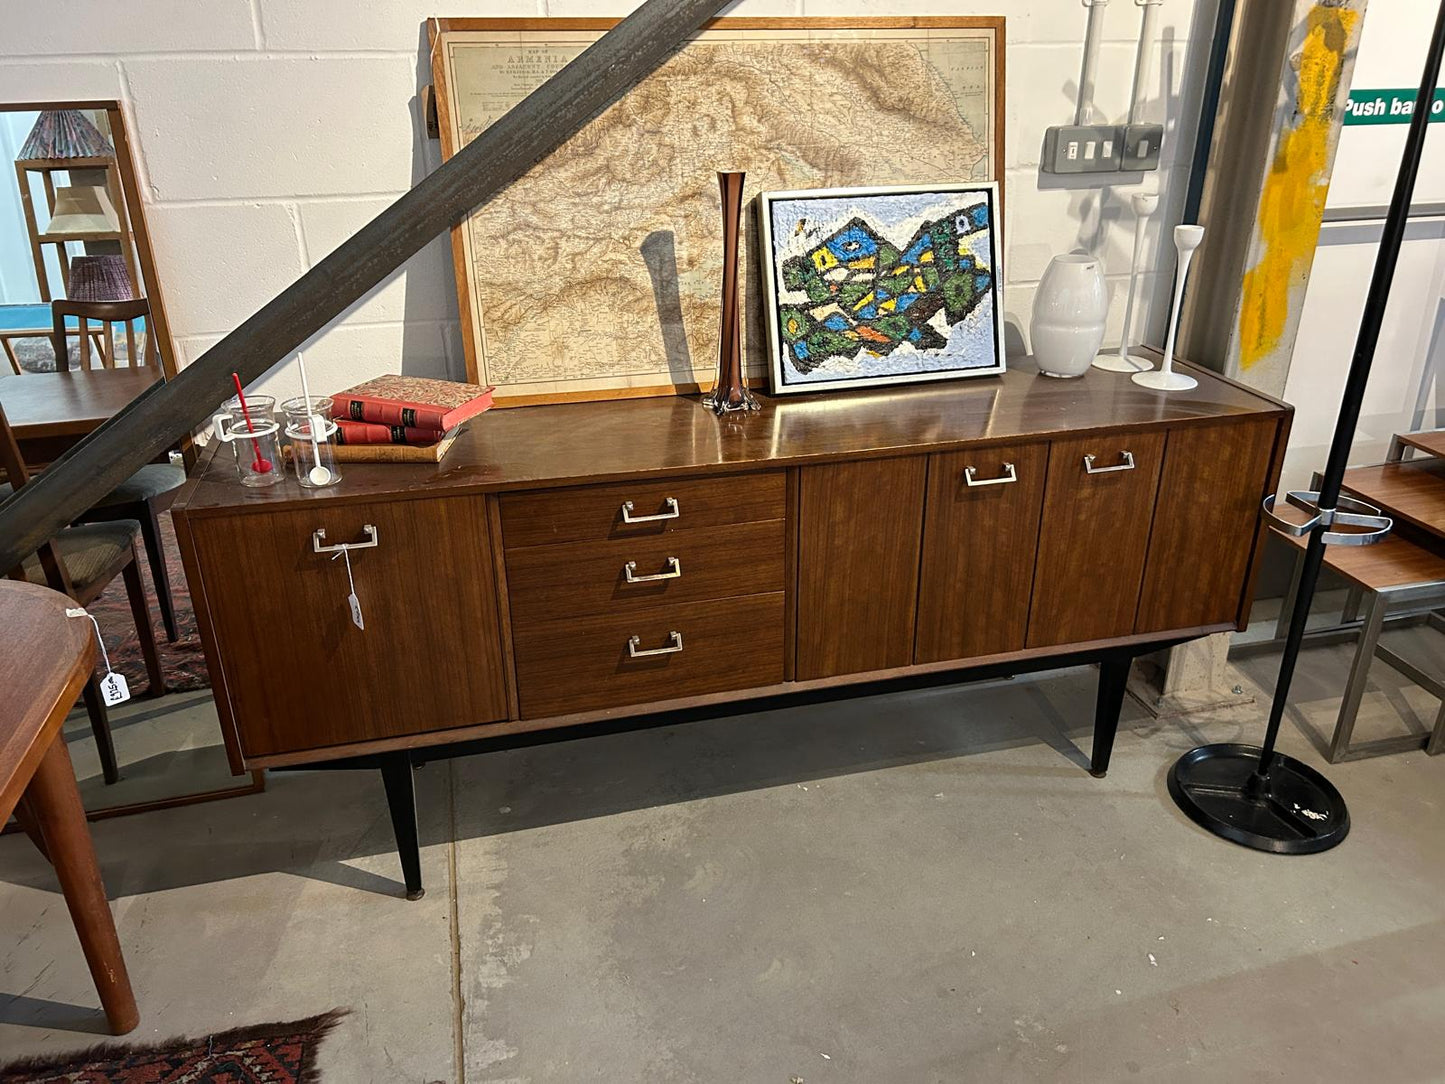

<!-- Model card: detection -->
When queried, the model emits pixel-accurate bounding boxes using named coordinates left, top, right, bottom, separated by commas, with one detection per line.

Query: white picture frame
left=757, top=182, right=1006, bottom=396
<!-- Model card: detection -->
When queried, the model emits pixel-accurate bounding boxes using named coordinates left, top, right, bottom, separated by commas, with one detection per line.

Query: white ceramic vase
left=1031, top=254, right=1109, bottom=378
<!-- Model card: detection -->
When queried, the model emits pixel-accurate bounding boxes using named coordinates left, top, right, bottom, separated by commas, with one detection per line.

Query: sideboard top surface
left=176, top=357, right=1289, bottom=516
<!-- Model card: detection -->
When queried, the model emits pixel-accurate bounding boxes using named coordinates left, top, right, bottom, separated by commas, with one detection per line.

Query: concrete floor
left=2, top=624, right=1443, bottom=1081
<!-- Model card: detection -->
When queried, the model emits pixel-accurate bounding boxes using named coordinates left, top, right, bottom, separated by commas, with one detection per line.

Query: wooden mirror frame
left=3, top=99, right=180, bottom=381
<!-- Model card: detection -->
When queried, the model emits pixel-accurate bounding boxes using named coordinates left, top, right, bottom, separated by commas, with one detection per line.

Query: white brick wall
left=2, top=0, right=1211, bottom=401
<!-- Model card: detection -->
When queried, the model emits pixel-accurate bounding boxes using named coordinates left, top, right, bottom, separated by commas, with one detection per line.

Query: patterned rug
left=84, top=511, right=211, bottom=694
left=0, top=1010, right=344, bottom=1083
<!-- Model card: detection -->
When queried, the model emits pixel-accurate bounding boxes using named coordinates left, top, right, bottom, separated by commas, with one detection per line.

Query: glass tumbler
left=282, top=395, right=341, bottom=488
left=212, top=394, right=282, bottom=487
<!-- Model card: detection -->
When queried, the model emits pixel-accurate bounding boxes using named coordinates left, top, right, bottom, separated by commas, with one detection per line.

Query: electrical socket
left=1121, top=123, right=1164, bottom=171
left=1042, top=125, right=1123, bottom=174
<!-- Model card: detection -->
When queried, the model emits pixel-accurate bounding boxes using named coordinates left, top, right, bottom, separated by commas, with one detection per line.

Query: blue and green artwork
left=761, top=185, right=1004, bottom=394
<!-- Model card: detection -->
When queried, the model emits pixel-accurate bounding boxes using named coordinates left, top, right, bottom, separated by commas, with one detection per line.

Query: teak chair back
left=50, top=298, right=156, bottom=371
left=0, top=399, right=71, bottom=595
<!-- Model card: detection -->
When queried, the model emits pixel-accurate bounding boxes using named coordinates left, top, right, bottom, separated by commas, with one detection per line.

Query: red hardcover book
left=334, top=419, right=448, bottom=445
left=329, top=376, right=494, bottom=431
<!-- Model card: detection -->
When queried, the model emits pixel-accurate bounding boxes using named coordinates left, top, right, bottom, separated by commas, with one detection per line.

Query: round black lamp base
left=1168, top=743, right=1349, bottom=854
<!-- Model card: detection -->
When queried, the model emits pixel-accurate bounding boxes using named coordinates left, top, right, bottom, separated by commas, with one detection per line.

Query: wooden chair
left=49, top=297, right=186, bottom=641
left=0, top=398, right=164, bottom=785
left=2, top=579, right=139, bottom=1035
left=50, top=297, right=156, bottom=370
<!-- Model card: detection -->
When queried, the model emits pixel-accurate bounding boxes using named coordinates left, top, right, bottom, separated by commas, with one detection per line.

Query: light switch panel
left=1042, top=125, right=1125, bottom=174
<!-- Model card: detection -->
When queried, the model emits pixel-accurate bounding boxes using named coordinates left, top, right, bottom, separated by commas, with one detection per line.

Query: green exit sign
left=1345, top=88, right=1445, bottom=125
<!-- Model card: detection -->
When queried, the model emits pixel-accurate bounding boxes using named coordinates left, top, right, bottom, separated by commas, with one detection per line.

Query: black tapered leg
left=380, top=753, right=424, bottom=900
left=81, top=676, right=120, bottom=785
left=139, top=499, right=178, bottom=642
left=1091, top=652, right=1133, bottom=778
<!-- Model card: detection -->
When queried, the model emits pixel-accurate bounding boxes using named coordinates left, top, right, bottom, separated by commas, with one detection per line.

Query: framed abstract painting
left=758, top=182, right=1005, bottom=395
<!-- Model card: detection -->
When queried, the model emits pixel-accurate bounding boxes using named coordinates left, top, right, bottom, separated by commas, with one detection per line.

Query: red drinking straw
left=231, top=372, right=272, bottom=473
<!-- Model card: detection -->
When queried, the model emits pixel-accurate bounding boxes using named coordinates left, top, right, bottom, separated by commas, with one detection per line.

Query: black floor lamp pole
left=1169, top=0, right=1445, bottom=854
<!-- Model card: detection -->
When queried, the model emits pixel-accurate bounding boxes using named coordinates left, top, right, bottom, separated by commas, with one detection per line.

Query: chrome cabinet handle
left=624, top=557, right=682, bottom=583
left=627, top=631, right=684, bottom=657
left=313, top=524, right=379, bottom=553
left=1083, top=451, right=1135, bottom=474
left=621, top=497, right=680, bottom=523
left=964, top=463, right=1017, bottom=487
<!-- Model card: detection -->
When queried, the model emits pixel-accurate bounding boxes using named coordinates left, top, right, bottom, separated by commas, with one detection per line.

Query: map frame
left=428, top=16, right=1005, bottom=405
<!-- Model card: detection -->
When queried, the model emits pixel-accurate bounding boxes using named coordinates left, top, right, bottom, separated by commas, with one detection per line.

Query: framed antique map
left=429, top=17, right=1004, bottom=404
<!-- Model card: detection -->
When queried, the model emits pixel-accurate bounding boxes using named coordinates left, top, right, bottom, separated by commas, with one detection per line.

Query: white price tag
left=334, top=547, right=365, bottom=631
left=67, top=607, right=132, bottom=704
left=101, top=671, right=131, bottom=705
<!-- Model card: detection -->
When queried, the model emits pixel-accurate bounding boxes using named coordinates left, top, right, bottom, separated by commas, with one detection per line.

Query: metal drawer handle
left=964, top=463, right=1017, bottom=487
left=627, top=631, right=684, bottom=657
left=1083, top=451, right=1135, bottom=474
left=621, top=497, right=680, bottom=523
left=312, top=524, right=379, bottom=553
left=624, top=557, right=682, bottom=583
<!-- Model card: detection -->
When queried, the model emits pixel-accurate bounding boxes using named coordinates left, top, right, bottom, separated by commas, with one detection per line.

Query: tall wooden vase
left=703, top=170, right=759, bottom=414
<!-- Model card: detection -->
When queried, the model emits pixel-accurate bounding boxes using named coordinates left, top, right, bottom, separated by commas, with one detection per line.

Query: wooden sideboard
left=173, top=357, right=1290, bottom=898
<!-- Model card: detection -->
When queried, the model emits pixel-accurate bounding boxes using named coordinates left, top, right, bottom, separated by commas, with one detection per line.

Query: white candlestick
left=1095, top=191, right=1159, bottom=372
left=1133, top=224, right=1202, bottom=391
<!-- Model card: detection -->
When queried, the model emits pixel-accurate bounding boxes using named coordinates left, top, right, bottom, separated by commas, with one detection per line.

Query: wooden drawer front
left=189, top=497, right=509, bottom=757
left=1027, top=431, right=1166, bottom=648
left=916, top=442, right=1049, bottom=663
left=506, top=520, right=784, bottom=624
left=796, top=456, right=927, bottom=680
left=514, top=593, right=785, bottom=718
left=1137, top=418, right=1280, bottom=633
left=500, top=471, right=786, bottom=549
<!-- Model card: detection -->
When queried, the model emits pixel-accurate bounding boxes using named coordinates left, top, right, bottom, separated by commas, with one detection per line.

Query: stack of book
left=327, top=376, right=494, bottom=462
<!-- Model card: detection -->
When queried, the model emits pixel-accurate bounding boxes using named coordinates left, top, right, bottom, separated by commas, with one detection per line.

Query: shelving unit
left=13, top=109, right=138, bottom=302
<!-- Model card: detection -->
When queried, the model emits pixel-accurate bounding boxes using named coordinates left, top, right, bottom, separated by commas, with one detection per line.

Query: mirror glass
left=1, top=101, right=259, bottom=819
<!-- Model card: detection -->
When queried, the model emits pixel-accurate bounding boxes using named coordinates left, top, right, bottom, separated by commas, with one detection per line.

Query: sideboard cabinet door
left=796, top=456, right=927, bottom=680
left=189, top=496, right=509, bottom=757
left=1136, top=418, right=1280, bottom=633
left=916, top=442, right=1049, bottom=663
left=1027, top=431, right=1166, bottom=648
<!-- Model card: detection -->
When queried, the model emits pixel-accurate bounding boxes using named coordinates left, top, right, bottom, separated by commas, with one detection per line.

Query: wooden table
left=1, top=580, right=138, bottom=1034
left=1, top=366, right=159, bottom=463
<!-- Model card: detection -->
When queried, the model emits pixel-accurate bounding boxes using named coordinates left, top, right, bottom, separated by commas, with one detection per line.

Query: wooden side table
left=1, top=580, right=138, bottom=1034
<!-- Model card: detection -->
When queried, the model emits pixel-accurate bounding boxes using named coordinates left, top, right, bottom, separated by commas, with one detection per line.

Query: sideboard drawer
left=506, top=520, right=785, bottom=623
left=514, top=592, right=785, bottom=717
left=499, top=471, right=786, bottom=549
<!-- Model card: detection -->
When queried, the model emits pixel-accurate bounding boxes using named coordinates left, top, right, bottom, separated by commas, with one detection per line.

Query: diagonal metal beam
left=0, top=0, right=731, bottom=572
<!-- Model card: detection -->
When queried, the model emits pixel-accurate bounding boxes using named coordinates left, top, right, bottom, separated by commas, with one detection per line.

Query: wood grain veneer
left=916, top=441, right=1049, bottom=662
left=0, top=582, right=95, bottom=823
left=173, top=360, right=1290, bottom=768
left=1136, top=419, right=1279, bottom=633
left=499, top=471, right=786, bottom=549
left=1341, top=458, right=1445, bottom=541
left=796, top=456, right=927, bottom=679
left=174, top=361, right=1286, bottom=517
left=506, top=519, right=784, bottom=623
left=189, top=495, right=508, bottom=756
left=514, top=592, right=785, bottom=717
left=1277, top=529, right=1445, bottom=589
left=1027, top=430, right=1165, bottom=648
